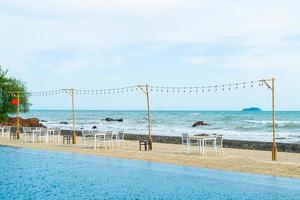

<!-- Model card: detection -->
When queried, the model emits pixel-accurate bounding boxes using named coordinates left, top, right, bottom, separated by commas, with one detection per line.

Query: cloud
left=1, top=0, right=300, bottom=109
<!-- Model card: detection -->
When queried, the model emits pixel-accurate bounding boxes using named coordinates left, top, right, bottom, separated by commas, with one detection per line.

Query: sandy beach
left=1, top=137, right=300, bottom=179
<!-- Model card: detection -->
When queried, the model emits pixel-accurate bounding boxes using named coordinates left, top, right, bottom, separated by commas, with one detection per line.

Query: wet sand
left=1, top=138, right=300, bottom=179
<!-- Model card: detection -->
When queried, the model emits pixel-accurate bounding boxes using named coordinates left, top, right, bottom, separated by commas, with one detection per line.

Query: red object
left=10, top=99, right=18, bottom=105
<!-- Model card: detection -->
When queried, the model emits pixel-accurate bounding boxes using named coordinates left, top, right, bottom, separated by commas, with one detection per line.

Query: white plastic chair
left=116, top=131, right=125, bottom=147
left=31, top=129, right=41, bottom=143
left=22, top=127, right=33, bottom=142
left=53, top=127, right=62, bottom=143
left=181, top=133, right=189, bottom=145
left=1, top=126, right=11, bottom=139
left=205, top=135, right=223, bottom=155
left=47, top=128, right=55, bottom=142
left=82, top=129, right=94, bottom=149
left=104, top=131, right=113, bottom=149
left=39, top=128, right=48, bottom=143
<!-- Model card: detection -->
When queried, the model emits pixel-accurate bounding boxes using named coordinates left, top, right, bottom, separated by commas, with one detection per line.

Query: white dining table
left=187, top=136, right=217, bottom=156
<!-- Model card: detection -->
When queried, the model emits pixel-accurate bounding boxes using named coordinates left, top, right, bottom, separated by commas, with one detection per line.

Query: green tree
left=0, top=66, right=30, bottom=122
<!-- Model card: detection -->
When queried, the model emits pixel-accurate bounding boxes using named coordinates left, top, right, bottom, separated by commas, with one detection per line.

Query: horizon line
left=27, top=109, right=300, bottom=112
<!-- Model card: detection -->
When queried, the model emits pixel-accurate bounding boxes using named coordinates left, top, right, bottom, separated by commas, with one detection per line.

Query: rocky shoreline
left=0, top=117, right=44, bottom=127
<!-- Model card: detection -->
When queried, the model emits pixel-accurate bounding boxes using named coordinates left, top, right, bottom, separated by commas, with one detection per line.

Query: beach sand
left=1, top=138, right=300, bottom=179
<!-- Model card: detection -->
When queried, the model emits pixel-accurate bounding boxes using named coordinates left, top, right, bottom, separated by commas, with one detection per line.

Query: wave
left=245, top=120, right=300, bottom=124
left=25, top=110, right=300, bottom=143
left=273, top=123, right=300, bottom=129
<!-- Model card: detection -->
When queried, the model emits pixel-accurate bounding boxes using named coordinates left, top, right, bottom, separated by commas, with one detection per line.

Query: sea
left=20, top=110, right=300, bottom=144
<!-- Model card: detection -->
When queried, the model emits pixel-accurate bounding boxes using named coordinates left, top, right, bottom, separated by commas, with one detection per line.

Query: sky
left=0, top=0, right=299, bottom=110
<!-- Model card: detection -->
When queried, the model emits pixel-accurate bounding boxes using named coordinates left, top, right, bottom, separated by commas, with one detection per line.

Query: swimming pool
left=0, top=146, right=299, bottom=200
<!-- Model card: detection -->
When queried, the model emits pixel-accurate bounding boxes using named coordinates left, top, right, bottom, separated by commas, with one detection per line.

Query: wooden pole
left=71, top=88, right=76, bottom=144
left=145, top=85, right=152, bottom=150
left=16, top=92, right=20, bottom=139
left=271, top=78, right=277, bottom=161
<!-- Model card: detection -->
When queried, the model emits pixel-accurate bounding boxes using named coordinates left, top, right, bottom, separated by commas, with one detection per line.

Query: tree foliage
left=0, top=66, right=30, bottom=122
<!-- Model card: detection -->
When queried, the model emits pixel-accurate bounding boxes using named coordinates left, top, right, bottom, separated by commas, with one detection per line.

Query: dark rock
left=105, top=117, right=113, bottom=122
left=60, top=121, right=69, bottom=125
left=92, top=126, right=97, bottom=129
left=1, top=117, right=44, bottom=127
left=104, top=118, right=123, bottom=122
left=41, top=120, right=48, bottom=122
left=192, top=121, right=208, bottom=127
left=242, top=107, right=262, bottom=112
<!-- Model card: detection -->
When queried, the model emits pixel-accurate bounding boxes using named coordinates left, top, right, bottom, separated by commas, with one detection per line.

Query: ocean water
left=19, top=110, right=300, bottom=143
left=0, top=146, right=299, bottom=200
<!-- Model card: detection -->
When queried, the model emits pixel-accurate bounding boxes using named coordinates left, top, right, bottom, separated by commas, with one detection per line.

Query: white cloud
left=1, top=0, right=300, bottom=109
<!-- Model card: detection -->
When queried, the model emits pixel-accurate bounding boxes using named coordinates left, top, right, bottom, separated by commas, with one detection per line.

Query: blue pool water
left=0, top=146, right=299, bottom=200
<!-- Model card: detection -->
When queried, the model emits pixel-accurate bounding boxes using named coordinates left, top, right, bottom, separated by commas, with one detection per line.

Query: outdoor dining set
left=0, top=126, right=63, bottom=143
left=0, top=125, right=125, bottom=150
left=181, top=133, right=223, bottom=156
left=1, top=125, right=223, bottom=156
left=81, top=130, right=125, bottom=149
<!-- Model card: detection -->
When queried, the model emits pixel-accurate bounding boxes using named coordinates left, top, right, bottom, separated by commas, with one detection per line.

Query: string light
left=11, top=79, right=271, bottom=97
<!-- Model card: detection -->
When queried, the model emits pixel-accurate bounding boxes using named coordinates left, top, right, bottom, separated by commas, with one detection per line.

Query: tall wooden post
left=138, top=85, right=152, bottom=150
left=71, top=88, right=76, bottom=144
left=16, top=92, right=20, bottom=139
left=271, top=78, right=277, bottom=161
left=145, top=85, right=152, bottom=150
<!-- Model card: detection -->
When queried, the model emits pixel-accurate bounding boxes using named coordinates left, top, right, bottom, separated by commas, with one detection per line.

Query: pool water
left=0, top=146, right=299, bottom=200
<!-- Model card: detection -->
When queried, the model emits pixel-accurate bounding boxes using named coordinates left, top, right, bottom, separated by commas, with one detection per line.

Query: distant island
left=242, top=107, right=262, bottom=112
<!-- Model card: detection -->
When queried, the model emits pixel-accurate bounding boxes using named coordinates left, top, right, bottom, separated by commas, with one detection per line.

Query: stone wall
left=61, top=129, right=84, bottom=136
left=124, top=133, right=300, bottom=153
left=50, top=129, right=300, bottom=153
